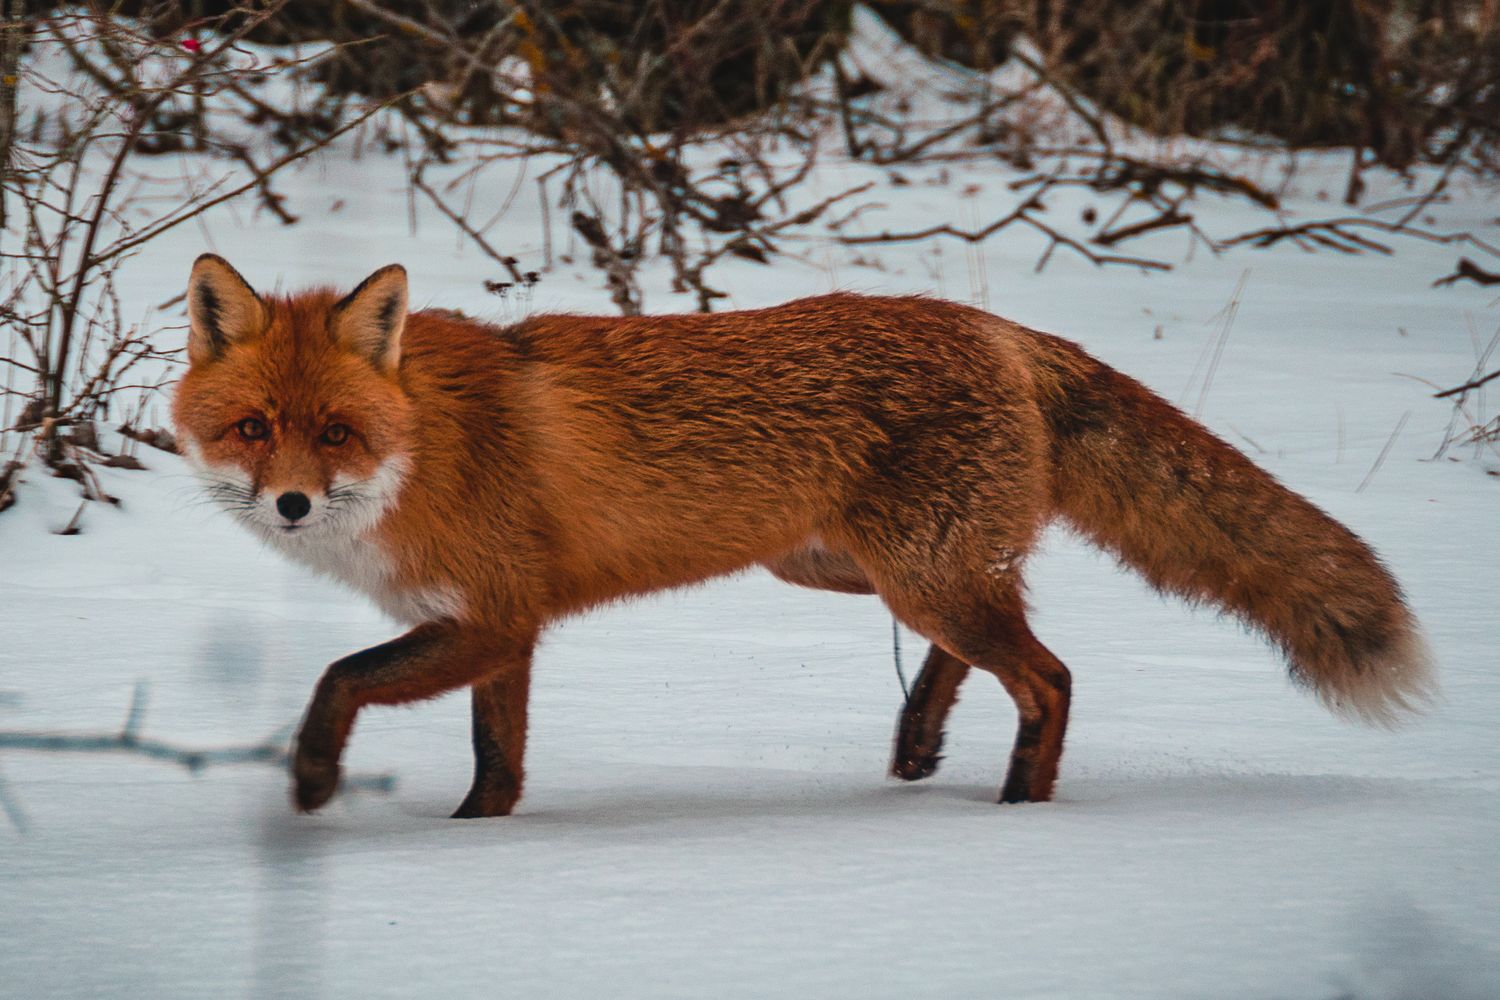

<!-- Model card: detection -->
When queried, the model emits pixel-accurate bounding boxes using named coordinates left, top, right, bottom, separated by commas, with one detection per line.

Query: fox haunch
left=173, top=255, right=1434, bottom=816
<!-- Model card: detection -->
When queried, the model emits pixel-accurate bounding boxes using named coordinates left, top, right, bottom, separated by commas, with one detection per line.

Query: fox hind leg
left=882, top=581, right=1072, bottom=803
left=980, top=613, right=1071, bottom=804
left=891, top=645, right=970, bottom=781
left=764, top=543, right=972, bottom=782
left=827, top=449, right=1068, bottom=801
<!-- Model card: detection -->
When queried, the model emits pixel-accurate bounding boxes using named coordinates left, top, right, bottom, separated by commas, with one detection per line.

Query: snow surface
left=4, top=14, right=1500, bottom=1000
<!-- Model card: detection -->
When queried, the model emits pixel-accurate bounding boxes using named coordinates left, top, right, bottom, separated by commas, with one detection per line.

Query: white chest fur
left=265, top=528, right=463, bottom=626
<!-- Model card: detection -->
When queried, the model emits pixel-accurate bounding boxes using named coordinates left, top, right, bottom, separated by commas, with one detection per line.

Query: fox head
left=172, top=255, right=415, bottom=542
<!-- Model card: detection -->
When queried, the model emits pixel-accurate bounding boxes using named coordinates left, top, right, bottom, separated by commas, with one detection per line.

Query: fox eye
left=236, top=417, right=269, bottom=442
left=321, top=423, right=350, bottom=446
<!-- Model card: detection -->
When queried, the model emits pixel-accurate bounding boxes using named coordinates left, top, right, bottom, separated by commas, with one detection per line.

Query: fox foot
left=292, top=752, right=341, bottom=813
left=451, top=778, right=520, bottom=819
left=891, top=732, right=945, bottom=782
left=997, top=763, right=1054, bottom=804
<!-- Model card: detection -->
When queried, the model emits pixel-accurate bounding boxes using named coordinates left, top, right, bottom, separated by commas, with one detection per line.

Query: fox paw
left=891, top=740, right=944, bottom=782
left=292, top=753, right=341, bottom=813
left=451, top=791, right=517, bottom=819
left=451, top=772, right=520, bottom=819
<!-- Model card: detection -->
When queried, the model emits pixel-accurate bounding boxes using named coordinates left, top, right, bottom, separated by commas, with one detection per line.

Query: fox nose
left=276, top=491, right=311, bottom=522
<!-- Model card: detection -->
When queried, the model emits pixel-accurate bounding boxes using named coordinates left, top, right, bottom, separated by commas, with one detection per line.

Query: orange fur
left=172, top=258, right=1434, bottom=817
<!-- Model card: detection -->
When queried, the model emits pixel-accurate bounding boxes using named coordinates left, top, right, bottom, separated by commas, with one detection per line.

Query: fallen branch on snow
left=0, top=684, right=396, bottom=829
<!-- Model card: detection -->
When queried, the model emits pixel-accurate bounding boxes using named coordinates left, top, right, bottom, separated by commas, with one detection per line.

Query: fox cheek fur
left=172, top=255, right=1434, bottom=821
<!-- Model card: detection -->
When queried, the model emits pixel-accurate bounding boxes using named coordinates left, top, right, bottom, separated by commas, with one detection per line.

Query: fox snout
left=185, top=456, right=408, bottom=542
left=257, top=478, right=369, bottom=532
left=275, top=490, right=312, bottom=523
left=239, top=477, right=335, bottom=532
left=261, top=482, right=343, bottom=533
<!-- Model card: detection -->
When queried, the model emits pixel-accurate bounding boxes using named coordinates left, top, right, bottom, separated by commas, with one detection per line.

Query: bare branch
left=0, top=684, right=396, bottom=820
left=1434, top=368, right=1500, bottom=400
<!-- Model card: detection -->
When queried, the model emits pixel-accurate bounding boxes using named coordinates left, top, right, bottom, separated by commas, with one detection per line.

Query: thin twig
left=891, top=617, right=909, bottom=705
left=1194, top=271, right=1248, bottom=419
left=89, top=98, right=397, bottom=270
left=1357, top=411, right=1411, bottom=493
left=1434, top=367, right=1500, bottom=399
left=1220, top=217, right=1500, bottom=259
left=840, top=204, right=1172, bottom=271
left=0, top=763, right=26, bottom=833
left=411, top=163, right=525, bottom=283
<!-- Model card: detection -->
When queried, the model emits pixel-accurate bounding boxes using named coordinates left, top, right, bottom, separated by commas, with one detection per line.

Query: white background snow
left=2, top=13, right=1499, bottom=999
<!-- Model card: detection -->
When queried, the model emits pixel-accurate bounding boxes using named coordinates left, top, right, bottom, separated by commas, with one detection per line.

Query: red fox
left=173, top=255, right=1434, bottom=817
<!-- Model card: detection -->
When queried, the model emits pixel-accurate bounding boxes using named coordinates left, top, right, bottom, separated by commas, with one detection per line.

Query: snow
left=4, top=14, right=1500, bottom=1000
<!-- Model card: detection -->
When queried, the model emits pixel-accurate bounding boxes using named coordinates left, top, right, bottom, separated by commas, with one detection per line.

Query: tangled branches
left=5, top=1, right=1500, bottom=525
left=2, top=4, right=388, bottom=515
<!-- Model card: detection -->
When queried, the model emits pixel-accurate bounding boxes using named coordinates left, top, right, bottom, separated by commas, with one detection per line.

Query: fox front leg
left=292, top=622, right=536, bottom=813
left=454, top=666, right=532, bottom=819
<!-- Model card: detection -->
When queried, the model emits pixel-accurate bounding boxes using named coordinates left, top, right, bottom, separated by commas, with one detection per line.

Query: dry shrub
left=509, top=0, right=848, bottom=133
left=867, top=1, right=1016, bottom=71
left=38, top=1, right=851, bottom=130
left=38, top=2, right=1498, bottom=173
left=2, top=3, right=379, bottom=515
left=940, top=0, right=1498, bottom=175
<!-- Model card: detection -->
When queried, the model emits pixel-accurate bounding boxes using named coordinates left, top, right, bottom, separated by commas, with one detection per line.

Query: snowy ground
left=4, top=18, right=1500, bottom=1000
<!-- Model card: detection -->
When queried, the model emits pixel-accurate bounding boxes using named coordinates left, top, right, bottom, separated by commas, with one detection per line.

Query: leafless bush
left=1, top=3, right=383, bottom=518
left=47, top=0, right=850, bottom=128
left=16, top=1, right=1490, bottom=325
left=6, top=1, right=1499, bottom=522
left=344, top=0, right=868, bottom=313
left=819, top=6, right=1500, bottom=284
left=873, top=2, right=1500, bottom=185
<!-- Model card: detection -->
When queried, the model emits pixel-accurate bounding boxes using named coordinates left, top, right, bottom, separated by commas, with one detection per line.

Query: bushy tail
left=1021, top=330, right=1435, bottom=724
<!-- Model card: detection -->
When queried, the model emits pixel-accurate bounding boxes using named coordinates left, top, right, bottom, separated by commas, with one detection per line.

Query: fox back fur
left=173, top=256, right=1434, bottom=817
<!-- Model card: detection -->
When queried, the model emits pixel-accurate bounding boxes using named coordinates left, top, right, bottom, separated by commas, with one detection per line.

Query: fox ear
left=333, top=264, right=407, bottom=373
left=187, top=254, right=266, bottom=364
